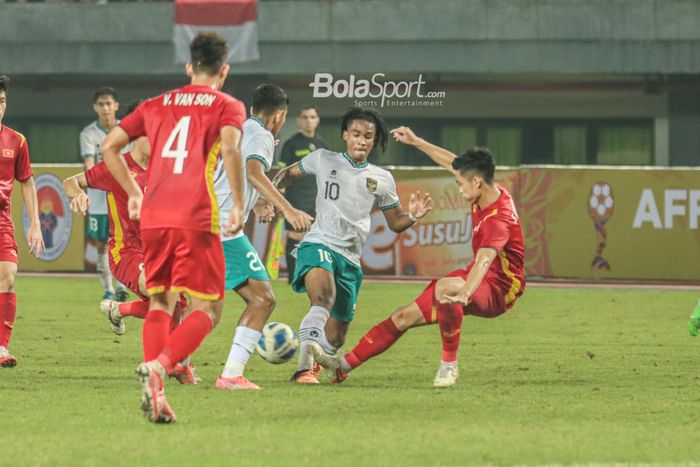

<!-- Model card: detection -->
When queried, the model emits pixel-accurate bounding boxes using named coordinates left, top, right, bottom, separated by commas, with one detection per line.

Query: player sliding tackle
left=312, top=126, right=526, bottom=388
left=214, top=84, right=313, bottom=390
left=101, top=32, right=247, bottom=423
left=273, top=107, right=433, bottom=384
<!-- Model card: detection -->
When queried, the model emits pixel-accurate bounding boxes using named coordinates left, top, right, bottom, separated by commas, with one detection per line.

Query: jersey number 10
left=324, top=181, right=339, bottom=200
left=162, top=116, right=191, bottom=174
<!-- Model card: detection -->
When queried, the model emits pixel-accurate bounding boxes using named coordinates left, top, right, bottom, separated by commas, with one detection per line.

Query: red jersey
left=119, top=84, right=246, bottom=234
left=85, top=153, right=146, bottom=263
left=0, top=125, right=33, bottom=233
left=470, top=185, right=525, bottom=306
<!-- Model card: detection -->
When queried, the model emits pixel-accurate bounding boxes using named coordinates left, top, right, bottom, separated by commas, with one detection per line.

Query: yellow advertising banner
left=521, top=167, right=700, bottom=282
left=11, top=164, right=85, bottom=271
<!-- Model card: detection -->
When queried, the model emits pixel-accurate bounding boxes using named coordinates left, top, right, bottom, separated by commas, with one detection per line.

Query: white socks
left=222, top=326, right=262, bottom=378
left=96, top=252, right=114, bottom=293
left=297, top=306, right=331, bottom=372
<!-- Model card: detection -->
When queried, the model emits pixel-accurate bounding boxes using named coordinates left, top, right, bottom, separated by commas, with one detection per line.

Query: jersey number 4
left=162, top=116, right=191, bottom=174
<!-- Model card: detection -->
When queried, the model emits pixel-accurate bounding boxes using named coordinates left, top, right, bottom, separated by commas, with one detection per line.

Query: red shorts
left=109, top=248, right=146, bottom=299
left=141, top=228, right=224, bottom=301
left=0, top=232, right=19, bottom=264
left=415, top=268, right=509, bottom=323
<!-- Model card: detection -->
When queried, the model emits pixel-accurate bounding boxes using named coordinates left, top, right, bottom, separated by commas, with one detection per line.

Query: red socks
left=118, top=300, right=149, bottom=319
left=155, top=310, right=212, bottom=374
left=344, top=317, right=405, bottom=369
left=142, top=309, right=171, bottom=362
left=0, top=293, right=16, bottom=348
left=436, top=302, right=463, bottom=362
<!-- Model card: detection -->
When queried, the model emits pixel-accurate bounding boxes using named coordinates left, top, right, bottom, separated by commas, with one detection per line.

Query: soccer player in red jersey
left=0, top=75, right=45, bottom=367
left=63, top=129, right=198, bottom=384
left=313, top=126, right=525, bottom=388
left=101, top=32, right=246, bottom=423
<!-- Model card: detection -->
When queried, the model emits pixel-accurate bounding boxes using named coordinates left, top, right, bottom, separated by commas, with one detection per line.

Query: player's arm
left=101, top=127, right=141, bottom=219
left=220, top=125, right=245, bottom=235
left=271, top=162, right=305, bottom=190
left=62, top=173, right=90, bottom=215
left=19, top=176, right=45, bottom=257
left=246, top=159, right=313, bottom=232
left=391, top=126, right=458, bottom=175
left=439, top=247, right=498, bottom=306
left=382, top=190, right=433, bottom=233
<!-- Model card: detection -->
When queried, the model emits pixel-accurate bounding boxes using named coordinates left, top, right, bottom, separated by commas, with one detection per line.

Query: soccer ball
left=256, top=322, right=299, bottom=364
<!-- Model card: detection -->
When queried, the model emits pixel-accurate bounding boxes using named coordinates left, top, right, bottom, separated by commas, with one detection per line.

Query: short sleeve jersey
left=470, top=185, right=526, bottom=306
left=299, top=149, right=400, bottom=265
left=214, top=117, right=274, bottom=240
left=85, top=153, right=146, bottom=260
left=79, top=121, right=114, bottom=215
left=119, top=84, right=246, bottom=234
left=0, top=125, right=33, bottom=233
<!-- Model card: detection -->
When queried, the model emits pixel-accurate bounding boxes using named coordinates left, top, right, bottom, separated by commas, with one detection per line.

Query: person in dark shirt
left=278, top=105, right=327, bottom=283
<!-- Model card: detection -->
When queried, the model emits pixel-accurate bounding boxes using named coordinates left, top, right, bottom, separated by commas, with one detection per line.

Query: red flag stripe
left=175, top=0, right=257, bottom=26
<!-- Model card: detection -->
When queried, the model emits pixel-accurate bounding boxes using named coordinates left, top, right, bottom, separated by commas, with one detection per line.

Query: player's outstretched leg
left=433, top=302, right=463, bottom=388
left=688, top=300, right=700, bottom=336
left=312, top=302, right=426, bottom=383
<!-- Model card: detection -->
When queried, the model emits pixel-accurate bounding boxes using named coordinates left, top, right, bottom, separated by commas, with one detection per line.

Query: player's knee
left=308, top=289, right=335, bottom=310
left=0, top=274, right=15, bottom=293
left=391, top=305, right=423, bottom=331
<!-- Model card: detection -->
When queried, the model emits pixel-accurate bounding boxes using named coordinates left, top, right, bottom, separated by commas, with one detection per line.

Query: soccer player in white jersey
left=214, top=84, right=313, bottom=390
left=80, top=87, right=128, bottom=302
left=273, top=107, right=433, bottom=383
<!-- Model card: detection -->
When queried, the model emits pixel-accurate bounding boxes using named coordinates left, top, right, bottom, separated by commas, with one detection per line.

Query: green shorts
left=223, top=235, right=270, bottom=290
left=87, top=214, right=109, bottom=241
left=292, top=242, right=363, bottom=322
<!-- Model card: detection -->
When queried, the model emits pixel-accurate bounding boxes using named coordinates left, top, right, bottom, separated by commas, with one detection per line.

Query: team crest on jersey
left=2, top=149, right=14, bottom=159
left=366, top=178, right=378, bottom=193
left=330, top=169, right=337, bottom=179
left=309, top=143, right=317, bottom=151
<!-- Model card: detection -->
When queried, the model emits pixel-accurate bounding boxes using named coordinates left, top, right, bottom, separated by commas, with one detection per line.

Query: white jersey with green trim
left=214, top=117, right=275, bottom=240
left=299, top=149, right=400, bottom=265
left=79, top=121, right=111, bottom=215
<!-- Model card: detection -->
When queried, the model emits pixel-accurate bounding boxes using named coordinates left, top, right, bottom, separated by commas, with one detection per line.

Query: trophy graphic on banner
left=587, top=182, right=614, bottom=270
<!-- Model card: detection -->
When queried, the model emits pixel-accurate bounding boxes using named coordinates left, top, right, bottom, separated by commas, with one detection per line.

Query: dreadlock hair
left=340, top=106, right=388, bottom=153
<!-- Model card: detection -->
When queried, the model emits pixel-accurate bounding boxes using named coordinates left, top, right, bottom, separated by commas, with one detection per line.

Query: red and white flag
left=174, top=0, right=260, bottom=64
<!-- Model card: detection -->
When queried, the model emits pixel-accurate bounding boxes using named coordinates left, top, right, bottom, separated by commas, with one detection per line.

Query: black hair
left=94, top=86, right=118, bottom=103
left=125, top=99, right=144, bottom=117
left=340, top=106, right=388, bottom=153
left=451, top=146, right=496, bottom=184
left=190, top=32, right=228, bottom=76
left=251, top=84, right=289, bottom=115
left=0, top=75, right=9, bottom=94
left=298, top=104, right=319, bottom=116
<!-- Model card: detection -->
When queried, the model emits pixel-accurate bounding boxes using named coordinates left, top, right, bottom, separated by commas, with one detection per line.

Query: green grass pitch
left=3, top=277, right=700, bottom=466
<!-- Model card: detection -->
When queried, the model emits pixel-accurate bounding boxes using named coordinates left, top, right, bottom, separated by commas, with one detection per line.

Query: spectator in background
left=80, top=87, right=128, bottom=302
left=278, top=105, right=327, bottom=283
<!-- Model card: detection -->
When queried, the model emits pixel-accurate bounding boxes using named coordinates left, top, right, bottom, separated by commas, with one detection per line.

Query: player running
left=273, top=107, right=432, bottom=384
left=101, top=32, right=246, bottom=423
left=312, top=126, right=525, bottom=388
left=0, top=75, right=45, bottom=368
left=214, top=84, right=313, bottom=391
left=63, top=102, right=198, bottom=385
